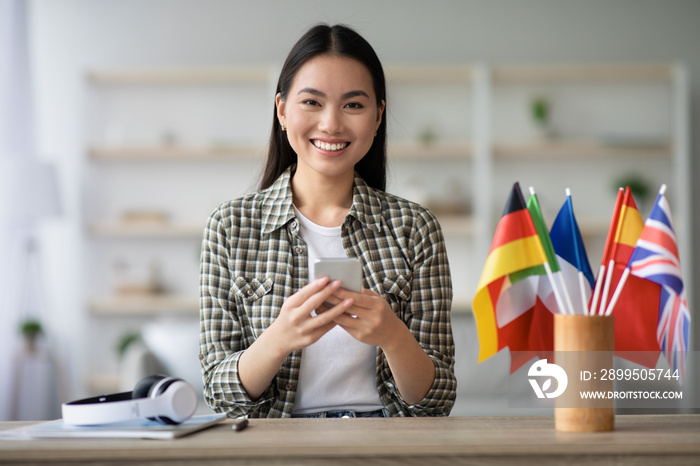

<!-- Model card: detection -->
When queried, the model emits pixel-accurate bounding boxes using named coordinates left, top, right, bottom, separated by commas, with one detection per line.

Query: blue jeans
left=291, top=409, right=388, bottom=418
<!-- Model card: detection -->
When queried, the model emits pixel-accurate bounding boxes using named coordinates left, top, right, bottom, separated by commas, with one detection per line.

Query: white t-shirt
left=291, top=206, right=383, bottom=414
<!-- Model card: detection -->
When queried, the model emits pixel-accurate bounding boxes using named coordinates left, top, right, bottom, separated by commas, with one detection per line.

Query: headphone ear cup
left=150, top=377, right=178, bottom=425
left=132, top=375, right=166, bottom=399
left=149, top=377, right=191, bottom=425
left=129, top=375, right=195, bottom=425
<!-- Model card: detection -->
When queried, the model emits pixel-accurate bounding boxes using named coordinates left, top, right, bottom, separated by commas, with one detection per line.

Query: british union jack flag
left=628, top=187, right=690, bottom=379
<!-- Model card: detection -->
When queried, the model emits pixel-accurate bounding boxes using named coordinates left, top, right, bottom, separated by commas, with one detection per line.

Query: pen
left=232, top=419, right=249, bottom=432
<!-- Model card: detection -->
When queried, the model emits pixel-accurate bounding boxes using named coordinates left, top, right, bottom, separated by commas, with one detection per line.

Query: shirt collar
left=260, top=166, right=383, bottom=235
left=347, top=175, right=383, bottom=233
left=261, top=167, right=297, bottom=235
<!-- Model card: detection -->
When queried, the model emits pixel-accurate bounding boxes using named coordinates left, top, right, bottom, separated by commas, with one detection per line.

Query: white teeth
left=314, top=140, right=347, bottom=151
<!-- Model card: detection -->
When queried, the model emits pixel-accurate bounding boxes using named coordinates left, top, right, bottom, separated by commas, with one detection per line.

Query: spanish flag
left=592, top=186, right=661, bottom=367
left=473, top=183, right=548, bottom=366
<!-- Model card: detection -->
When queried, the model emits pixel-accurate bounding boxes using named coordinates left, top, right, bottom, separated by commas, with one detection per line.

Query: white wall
left=23, top=0, right=700, bottom=414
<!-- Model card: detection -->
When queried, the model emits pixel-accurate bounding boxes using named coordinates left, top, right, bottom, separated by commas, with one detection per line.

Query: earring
left=281, top=122, right=286, bottom=131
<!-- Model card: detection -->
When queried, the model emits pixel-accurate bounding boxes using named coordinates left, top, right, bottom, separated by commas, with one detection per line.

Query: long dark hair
left=260, top=24, right=387, bottom=191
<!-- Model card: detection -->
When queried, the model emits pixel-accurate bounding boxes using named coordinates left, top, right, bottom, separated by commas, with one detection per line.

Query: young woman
left=199, top=24, right=456, bottom=418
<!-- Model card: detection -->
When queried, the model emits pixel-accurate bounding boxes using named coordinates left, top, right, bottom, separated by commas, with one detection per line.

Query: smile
left=313, top=140, right=348, bottom=151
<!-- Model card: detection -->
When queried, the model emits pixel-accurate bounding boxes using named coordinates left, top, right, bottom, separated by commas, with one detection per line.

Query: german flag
left=472, top=183, right=548, bottom=365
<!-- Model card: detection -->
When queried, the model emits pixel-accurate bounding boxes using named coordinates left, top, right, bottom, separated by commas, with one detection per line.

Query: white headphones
left=62, top=375, right=198, bottom=426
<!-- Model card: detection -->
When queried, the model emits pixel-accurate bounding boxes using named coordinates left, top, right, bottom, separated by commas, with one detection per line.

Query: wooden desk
left=1, top=415, right=699, bottom=465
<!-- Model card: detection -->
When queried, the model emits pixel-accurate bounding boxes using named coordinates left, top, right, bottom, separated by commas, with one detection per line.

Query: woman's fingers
left=283, top=276, right=330, bottom=308
left=310, top=298, right=354, bottom=325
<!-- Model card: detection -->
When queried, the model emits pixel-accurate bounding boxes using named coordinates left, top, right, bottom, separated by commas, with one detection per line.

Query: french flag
left=549, top=191, right=595, bottom=315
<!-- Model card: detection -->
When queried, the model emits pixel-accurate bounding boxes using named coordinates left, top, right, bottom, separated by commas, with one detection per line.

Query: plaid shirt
left=199, top=167, right=456, bottom=418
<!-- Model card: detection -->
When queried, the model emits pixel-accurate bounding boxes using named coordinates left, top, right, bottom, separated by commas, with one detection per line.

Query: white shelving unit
left=82, top=63, right=689, bottom=398
left=486, top=63, right=688, bottom=268
left=454, top=63, right=690, bottom=416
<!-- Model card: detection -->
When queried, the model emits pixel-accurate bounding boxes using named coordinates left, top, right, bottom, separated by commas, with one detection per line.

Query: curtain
left=0, top=0, right=61, bottom=421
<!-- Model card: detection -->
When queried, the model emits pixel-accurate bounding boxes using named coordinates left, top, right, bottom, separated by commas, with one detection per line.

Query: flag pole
left=598, top=260, right=616, bottom=315
left=598, top=187, right=632, bottom=315
left=588, top=264, right=605, bottom=315
left=543, top=261, right=571, bottom=314
left=590, top=187, right=623, bottom=315
left=603, top=267, right=630, bottom=316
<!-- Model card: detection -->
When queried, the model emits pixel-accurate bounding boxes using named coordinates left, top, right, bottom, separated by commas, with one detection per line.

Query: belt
left=291, top=409, right=387, bottom=418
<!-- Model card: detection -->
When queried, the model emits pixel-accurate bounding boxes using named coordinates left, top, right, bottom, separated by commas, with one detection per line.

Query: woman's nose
left=318, top=108, right=343, bottom=134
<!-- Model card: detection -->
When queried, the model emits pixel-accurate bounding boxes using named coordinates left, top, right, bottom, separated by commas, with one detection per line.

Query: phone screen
left=313, top=258, right=363, bottom=292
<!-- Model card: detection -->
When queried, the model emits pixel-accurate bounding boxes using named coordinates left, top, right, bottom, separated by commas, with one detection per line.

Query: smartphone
left=313, top=258, right=363, bottom=292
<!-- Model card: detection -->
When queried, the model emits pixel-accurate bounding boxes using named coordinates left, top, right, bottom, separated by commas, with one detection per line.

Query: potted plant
left=613, top=174, right=652, bottom=213
left=116, top=331, right=142, bottom=359
left=20, top=319, right=43, bottom=354
left=530, top=95, right=553, bottom=140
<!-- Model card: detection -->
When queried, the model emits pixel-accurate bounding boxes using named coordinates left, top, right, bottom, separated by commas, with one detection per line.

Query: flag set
left=472, top=182, right=689, bottom=379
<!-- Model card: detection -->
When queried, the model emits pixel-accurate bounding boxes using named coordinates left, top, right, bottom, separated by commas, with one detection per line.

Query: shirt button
left=403, top=286, right=410, bottom=295
left=294, top=246, right=304, bottom=255
left=285, top=383, right=293, bottom=391
left=291, top=220, right=298, bottom=229
left=246, top=289, right=254, bottom=297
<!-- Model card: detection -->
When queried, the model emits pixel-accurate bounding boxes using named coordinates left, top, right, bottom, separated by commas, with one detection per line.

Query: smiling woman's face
left=276, top=54, right=384, bottom=183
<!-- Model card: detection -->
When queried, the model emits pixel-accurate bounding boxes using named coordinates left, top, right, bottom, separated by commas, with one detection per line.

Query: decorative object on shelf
left=418, top=124, right=438, bottom=146
left=426, top=200, right=471, bottom=217
left=142, top=319, right=204, bottom=395
left=19, top=319, right=43, bottom=354
left=401, top=176, right=429, bottom=207
left=116, top=331, right=142, bottom=359
left=160, top=129, right=178, bottom=147
left=612, top=174, right=652, bottom=212
left=120, top=210, right=170, bottom=226
left=529, top=95, right=554, bottom=140
left=113, top=259, right=164, bottom=296
left=116, top=330, right=166, bottom=391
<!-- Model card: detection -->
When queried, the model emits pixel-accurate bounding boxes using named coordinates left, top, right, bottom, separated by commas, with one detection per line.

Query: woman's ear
left=376, top=99, right=386, bottom=133
left=275, top=93, right=286, bottom=129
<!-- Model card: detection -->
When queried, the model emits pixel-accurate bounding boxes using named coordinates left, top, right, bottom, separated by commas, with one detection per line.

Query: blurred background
left=1, top=0, right=698, bottom=420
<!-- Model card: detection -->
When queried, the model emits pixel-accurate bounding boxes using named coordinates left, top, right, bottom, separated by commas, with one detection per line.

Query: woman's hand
left=319, top=288, right=404, bottom=350
left=320, top=287, right=436, bottom=406
left=238, top=277, right=353, bottom=400
left=268, top=277, right=354, bottom=356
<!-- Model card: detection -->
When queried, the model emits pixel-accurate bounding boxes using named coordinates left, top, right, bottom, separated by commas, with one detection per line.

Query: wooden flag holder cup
left=554, top=314, right=615, bottom=432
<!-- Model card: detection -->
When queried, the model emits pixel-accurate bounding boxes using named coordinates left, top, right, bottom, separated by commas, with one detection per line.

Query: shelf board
left=385, top=65, right=473, bottom=84
left=86, top=63, right=674, bottom=86
left=493, top=140, right=673, bottom=159
left=86, top=66, right=272, bottom=85
left=576, top=217, right=613, bottom=237
left=89, top=295, right=199, bottom=315
left=388, top=142, right=472, bottom=159
left=436, top=215, right=474, bottom=235
left=89, top=222, right=203, bottom=238
left=491, top=63, right=674, bottom=84
left=89, top=145, right=265, bottom=161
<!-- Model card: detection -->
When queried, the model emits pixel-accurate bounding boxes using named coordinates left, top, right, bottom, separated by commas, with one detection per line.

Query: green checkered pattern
left=199, top=167, right=456, bottom=418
